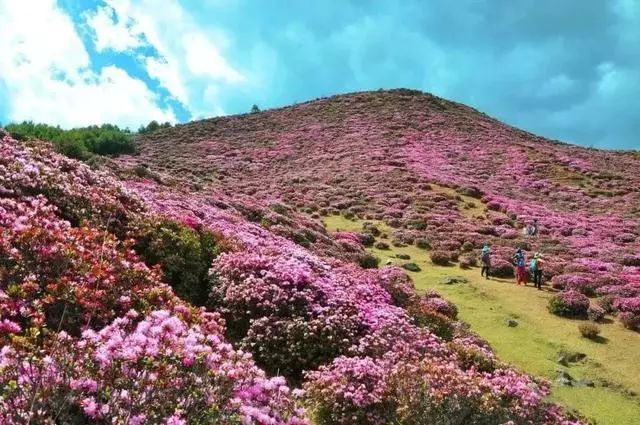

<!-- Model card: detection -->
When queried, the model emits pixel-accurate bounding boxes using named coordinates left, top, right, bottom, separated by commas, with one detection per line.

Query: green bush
left=131, top=218, right=226, bottom=305
left=359, top=253, right=380, bottom=269
left=359, top=233, right=375, bottom=247
left=5, top=121, right=135, bottom=158
left=401, top=262, right=421, bottom=272
left=415, top=238, right=431, bottom=249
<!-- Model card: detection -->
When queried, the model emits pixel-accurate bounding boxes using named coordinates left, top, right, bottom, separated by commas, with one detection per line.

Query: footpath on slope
left=324, top=215, right=640, bottom=425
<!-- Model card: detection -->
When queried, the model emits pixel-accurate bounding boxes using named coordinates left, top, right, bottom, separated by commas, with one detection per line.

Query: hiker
left=531, top=219, right=539, bottom=237
left=513, top=248, right=527, bottom=285
left=480, top=244, right=491, bottom=279
left=531, top=253, right=544, bottom=290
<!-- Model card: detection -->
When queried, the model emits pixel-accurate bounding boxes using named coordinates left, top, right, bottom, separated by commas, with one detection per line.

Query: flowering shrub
left=619, top=312, right=640, bottom=330
left=375, top=266, right=417, bottom=307
left=418, top=295, right=458, bottom=319
left=430, top=250, right=451, bottom=266
left=304, top=354, right=582, bottom=425
left=548, top=291, right=590, bottom=318
left=209, top=252, right=365, bottom=383
left=0, top=196, right=173, bottom=339
left=613, top=297, right=640, bottom=330
left=587, top=305, right=606, bottom=322
left=459, top=254, right=477, bottom=269
left=0, top=309, right=307, bottom=424
left=491, top=258, right=516, bottom=278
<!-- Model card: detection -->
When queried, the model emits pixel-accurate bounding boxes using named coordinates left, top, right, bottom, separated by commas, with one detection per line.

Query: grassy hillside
left=325, top=215, right=640, bottom=425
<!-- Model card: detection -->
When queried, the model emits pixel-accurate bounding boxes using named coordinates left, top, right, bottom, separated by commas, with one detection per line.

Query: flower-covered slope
left=124, top=89, right=640, bottom=329
left=1, top=122, right=584, bottom=423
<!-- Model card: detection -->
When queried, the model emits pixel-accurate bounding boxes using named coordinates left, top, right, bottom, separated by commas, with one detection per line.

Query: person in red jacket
left=512, top=248, right=527, bottom=285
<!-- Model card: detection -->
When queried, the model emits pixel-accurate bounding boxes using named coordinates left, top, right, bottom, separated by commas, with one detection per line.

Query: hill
left=126, top=89, right=640, bottom=307
left=2, top=89, right=639, bottom=424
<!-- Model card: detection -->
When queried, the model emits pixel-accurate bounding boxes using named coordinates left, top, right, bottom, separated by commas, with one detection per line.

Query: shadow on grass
left=588, top=335, right=609, bottom=344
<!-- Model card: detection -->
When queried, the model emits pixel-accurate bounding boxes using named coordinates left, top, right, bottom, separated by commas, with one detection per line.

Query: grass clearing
left=429, top=183, right=487, bottom=219
left=324, top=215, right=640, bottom=425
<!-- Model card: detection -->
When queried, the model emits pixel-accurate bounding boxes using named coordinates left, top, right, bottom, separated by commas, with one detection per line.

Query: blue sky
left=0, top=0, right=639, bottom=149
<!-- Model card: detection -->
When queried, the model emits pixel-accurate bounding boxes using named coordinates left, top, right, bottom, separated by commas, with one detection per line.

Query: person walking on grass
left=531, top=253, right=544, bottom=290
left=480, top=244, right=491, bottom=279
left=513, top=248, right=527, bottom=285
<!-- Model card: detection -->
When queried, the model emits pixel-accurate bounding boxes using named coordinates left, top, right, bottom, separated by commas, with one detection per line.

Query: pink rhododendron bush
left=0, top=131, right=587, bottom=423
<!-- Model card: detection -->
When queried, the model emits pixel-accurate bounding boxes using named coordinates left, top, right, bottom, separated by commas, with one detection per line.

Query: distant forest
left=3, top=120, right=172, bottom=159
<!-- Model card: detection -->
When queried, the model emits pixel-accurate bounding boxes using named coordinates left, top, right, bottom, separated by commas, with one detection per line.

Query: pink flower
left=80, top=397, right=100, bottom=419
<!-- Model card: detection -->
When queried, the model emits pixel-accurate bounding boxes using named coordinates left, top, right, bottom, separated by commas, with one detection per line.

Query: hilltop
left=2, top=89, right=639, bottom=424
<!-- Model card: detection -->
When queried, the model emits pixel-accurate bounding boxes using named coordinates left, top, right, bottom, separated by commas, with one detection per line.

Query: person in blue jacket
left=480, top=244, right=491, bottom=279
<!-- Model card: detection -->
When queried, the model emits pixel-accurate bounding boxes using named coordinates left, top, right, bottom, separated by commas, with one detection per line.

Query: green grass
left=324, top=215, right=640, bottom=425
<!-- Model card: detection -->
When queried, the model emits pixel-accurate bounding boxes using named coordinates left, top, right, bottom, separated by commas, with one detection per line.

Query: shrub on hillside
left=621, top=255, right=640, bottom=267
left=449, top=340, right=496, bottom=373
left=459, top=255, right=477, bottom=269
left=548, top=290, right=589, bottom=318
left=614, top=233, right=636, bottom=244
left=401, top=262, right=421, bottom=272
left=613, top=298, right=640, bottom=330
left=392, top=238, right=407, bottom=247
left=374, top=240, right=390, bottom=250
left=131, top=218, right=225, bottom=305
left=578, top=323, right=601, bottom=340
left=587, top=305, right=606, bottom=322
left=449, top=250, right=460, bottom=262
left=430, top=250, right=451, bottom=266
left=461, top=241, right=474, bottom=252
left=558, top=274, right=598, bottom=296
left=0, top=309, right=305, bottom=424
left=597, top=295, right=616, bottom=313
left=618, top=312, right=640, bottom=330
left=362, top=222, right=381, bottom=236
left=491, top=258, right=515, bottom=278
left=419, top=296, right=458, bottom=319
left=408, top=303, right=456, bottom=341
left=359, top=253, right=380, bottom=269
left=304, top=354, right=580, bottom=425
left=359, top=232, right=375, bottom=246
left=415, top=238, right=431, bottom=249
left=377, top=267, right=416, bottom=308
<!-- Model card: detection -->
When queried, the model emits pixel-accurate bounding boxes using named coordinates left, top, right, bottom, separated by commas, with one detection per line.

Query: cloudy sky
left=0, top=0, right=638, bottom=149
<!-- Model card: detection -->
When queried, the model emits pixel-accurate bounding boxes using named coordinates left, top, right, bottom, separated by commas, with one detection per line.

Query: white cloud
left=84, top=5, right=143, bottom=52
left=183, top=32, right=244, bottom=83
left=91, top=0, right=245, bottom=115
left=0, top=0, right=175, bottom=129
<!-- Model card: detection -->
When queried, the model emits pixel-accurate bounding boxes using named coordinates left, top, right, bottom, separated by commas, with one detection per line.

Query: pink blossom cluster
left=0, top=307, right=306, bottom=424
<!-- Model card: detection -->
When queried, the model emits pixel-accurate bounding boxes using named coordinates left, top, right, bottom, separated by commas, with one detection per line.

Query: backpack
left=530, top=258, right=538, bottom=271
left=481, top=251, right=490, bottom=263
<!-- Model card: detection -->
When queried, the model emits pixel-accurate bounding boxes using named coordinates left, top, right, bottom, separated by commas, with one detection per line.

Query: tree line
left=3, top=120, right=174, bottom=159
